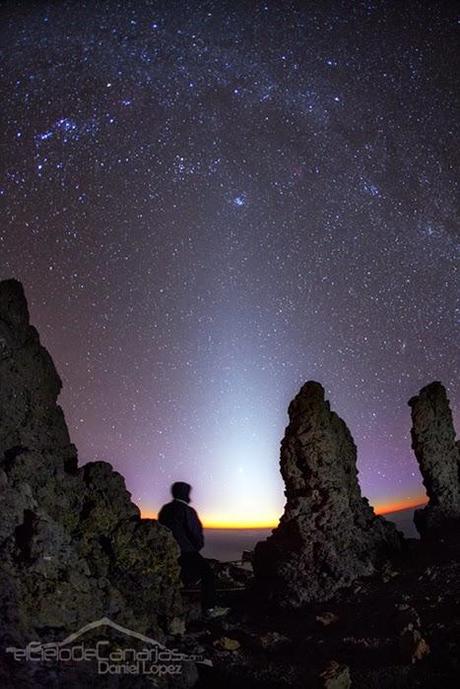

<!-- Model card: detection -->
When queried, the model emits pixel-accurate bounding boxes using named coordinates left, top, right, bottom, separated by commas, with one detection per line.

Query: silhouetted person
left=158, top=482, right=228, bottom=618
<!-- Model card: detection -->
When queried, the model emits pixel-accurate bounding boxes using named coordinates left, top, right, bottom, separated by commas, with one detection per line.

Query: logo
left=6, top=616, right=210, bottom=680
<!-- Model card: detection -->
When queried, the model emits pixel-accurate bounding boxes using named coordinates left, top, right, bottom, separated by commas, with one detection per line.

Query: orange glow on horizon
left=141, top=494, right=427, bottom=529
left=373, top=495, right=427, bottom=515
left=141, top=509, right=278, bottom=529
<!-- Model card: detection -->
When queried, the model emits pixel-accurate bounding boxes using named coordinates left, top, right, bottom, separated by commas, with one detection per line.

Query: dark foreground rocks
left=0, top=280, right=196, bottom=688
left=253, top=382, right=404, bottom=608
left=189, top=541, right=460, bottom=689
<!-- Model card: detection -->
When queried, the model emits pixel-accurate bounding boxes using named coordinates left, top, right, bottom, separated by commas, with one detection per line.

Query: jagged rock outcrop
left=254, top=381, right=404, bottom=608
left=0, top=280, right=194, bottom=687
left=409, top=382, right=460, bottom=539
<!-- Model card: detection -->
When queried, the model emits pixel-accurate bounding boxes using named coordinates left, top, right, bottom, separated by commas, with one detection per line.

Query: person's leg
left=179, top=552, right=201, bottom=587
left=196, top=554, right=216, bottom=610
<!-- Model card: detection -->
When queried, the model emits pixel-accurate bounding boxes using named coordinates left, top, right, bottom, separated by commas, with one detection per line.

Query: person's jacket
left=158, top=499, right=204, bottom=553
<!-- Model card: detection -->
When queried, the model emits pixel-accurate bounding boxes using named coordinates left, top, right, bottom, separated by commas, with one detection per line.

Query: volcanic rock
left=0, top=280, right=192, bottom=687
left=320, top=660, right=351, bottom=689
left=209, top=558, right=254, bottom=589
left=393, top=604, right=421, bottom=632
left=408, top=382, right=460, bottom=538
left=255, top=630, right=291, bottom=650
left=316, top=611, right=339, bottom=627
left=399, top=627, right=430, bottom=664
left=254, top=381, right=404, bottom=608
left=213, top=636, right=241, bottom=652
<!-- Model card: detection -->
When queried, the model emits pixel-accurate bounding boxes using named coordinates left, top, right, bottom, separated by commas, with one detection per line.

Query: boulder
left=254, top=381, right=404, bottom=608
left=319, top=660, right=351, bottom=689
left=408, top=382, right=460, bottom=538
left=399, top=627, right=430, bottom=664
left=316, top=611, right=339, bottom=627
left=213, top=636, right=241, bottom=652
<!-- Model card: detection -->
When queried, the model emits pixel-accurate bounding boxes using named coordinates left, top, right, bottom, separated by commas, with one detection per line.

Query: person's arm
left=185, top=507, right=204, bottom=551
left=158, top=505, right=173, bottom=531
left=158, top=506, right=167, bottom=526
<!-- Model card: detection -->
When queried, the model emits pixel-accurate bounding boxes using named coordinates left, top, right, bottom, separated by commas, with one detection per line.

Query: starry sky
left=1, top=1, right=458, bottom=527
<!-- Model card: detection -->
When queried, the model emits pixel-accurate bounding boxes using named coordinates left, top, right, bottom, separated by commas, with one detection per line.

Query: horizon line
left=141, top=495, right=428, bottom=529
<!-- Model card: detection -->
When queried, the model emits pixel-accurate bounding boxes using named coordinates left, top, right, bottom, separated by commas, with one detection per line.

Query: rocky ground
left=182, top=539, right=460, bottom=688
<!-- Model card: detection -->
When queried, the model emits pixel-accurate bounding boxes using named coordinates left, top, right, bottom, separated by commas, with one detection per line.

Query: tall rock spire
left=254, top=381, right=404, bottom=608
left=409, top=382, right=460, bottom=538
left=0, top=279, right=73, bottom=456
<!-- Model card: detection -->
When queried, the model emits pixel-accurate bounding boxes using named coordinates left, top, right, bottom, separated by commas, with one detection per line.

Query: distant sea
left=202, top=506, right=422, bottom=561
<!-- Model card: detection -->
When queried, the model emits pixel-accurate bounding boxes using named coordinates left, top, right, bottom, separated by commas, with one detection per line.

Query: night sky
left=1, top=1, right=458, bottom=527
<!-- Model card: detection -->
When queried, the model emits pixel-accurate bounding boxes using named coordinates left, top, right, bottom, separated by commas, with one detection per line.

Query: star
left=233, top=194, right=247, bottom=207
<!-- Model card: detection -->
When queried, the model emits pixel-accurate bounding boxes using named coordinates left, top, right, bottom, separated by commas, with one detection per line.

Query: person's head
left=171, top=481, right=192, bottom=503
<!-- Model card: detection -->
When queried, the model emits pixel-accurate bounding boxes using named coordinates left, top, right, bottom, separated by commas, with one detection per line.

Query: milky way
left=1, top=1, right=458, bottom=525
